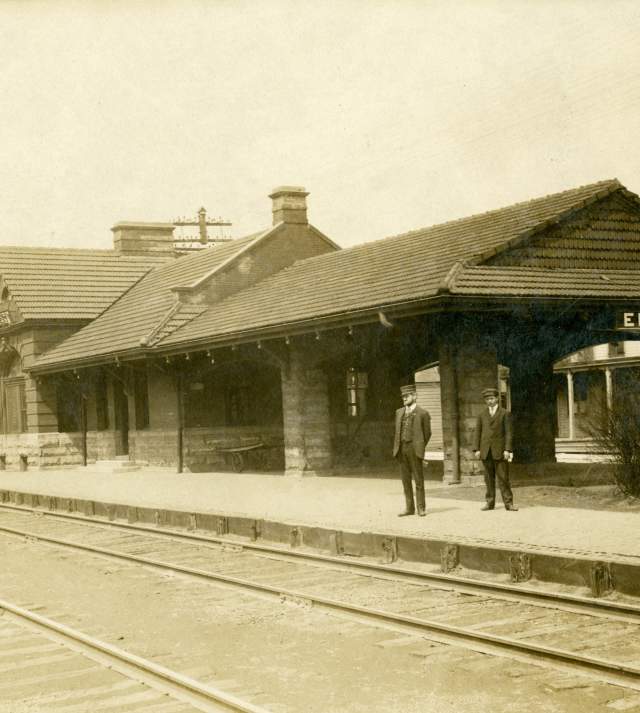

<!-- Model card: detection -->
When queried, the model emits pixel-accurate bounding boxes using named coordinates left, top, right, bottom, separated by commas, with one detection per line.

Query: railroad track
left=2, top=503, right=640, bottom=697
left=0, top=598, right=268, bottom=713
left=1, top=501, right=636, bottom=620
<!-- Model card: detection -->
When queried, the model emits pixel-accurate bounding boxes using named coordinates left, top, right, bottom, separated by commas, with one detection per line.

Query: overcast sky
left=1, top=1, right=639, bottom=250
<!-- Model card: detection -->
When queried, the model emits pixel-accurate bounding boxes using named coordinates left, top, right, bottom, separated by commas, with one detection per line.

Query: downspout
left=176, top=371, right=184, bottom=473
left=449, top=341, right=461, bottom=484
left=437, top=264, right=463, bottom=485
left=0, top=377, right=5, bottom=468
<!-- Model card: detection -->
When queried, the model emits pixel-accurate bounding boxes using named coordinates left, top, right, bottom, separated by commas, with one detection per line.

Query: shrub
left=587, top=383, right=640, bottom=498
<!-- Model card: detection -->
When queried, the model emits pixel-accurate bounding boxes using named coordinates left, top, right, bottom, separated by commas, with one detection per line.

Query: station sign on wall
left=615, top=310, right=640, bottom=330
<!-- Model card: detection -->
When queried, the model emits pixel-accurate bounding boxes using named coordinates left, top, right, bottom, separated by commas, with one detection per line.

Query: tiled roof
left=448, top=265, right=640, bottom=297
left=0, top=247, right=171, bottom=320
left=33, top=178, right=640, bottom=370
left=34, top=232, right=263, bottom=366
left=158, top=179, right=630, bottom=346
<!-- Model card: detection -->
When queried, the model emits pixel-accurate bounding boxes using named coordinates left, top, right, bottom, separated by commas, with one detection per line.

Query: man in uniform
left=393, top=384, right=431, bottom=517
left=473, top=387, right=518, bottom=511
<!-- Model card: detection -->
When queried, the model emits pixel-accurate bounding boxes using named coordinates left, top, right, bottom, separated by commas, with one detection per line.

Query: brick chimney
left=269, top=186, right=309, bottom=226
left=111, top=222, right=176, bottom=256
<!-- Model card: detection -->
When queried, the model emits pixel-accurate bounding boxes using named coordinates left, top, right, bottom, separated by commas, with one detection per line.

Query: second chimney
left=269, top=186, right=309, bottom=226
left=111, top=222, right=176, bottom=256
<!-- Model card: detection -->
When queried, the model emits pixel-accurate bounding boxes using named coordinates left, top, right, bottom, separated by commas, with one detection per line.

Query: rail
left=1, top=504, right=640, bottom=692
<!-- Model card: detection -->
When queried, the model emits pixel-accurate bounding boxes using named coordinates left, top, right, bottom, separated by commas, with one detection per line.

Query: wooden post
left=604, top=367, right=613, bottom=412
left=81, top=394, right=88, bottom=467
left=567, top=371, right=575, bottom=440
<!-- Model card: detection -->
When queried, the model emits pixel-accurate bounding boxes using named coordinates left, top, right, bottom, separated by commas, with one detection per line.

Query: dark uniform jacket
left=472, top=406, right=513, bottom=460
left=393, top=405, right=431, bottom=460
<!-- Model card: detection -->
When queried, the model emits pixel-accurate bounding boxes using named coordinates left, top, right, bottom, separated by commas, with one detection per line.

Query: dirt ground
left=1, top=534, right=637, bottom=713
left=426, top=482, right=640, bottom=513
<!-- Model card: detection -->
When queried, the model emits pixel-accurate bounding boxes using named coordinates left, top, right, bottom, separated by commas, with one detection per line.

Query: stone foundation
left=129, top=429, right=178, bottom=467
left=0, top=432, right=85, bottom=470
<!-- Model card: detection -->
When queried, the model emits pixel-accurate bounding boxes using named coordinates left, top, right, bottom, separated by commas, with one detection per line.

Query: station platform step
left=0, top=467, right=637, bottom=600
left=89, top=458, right=146, bottom=473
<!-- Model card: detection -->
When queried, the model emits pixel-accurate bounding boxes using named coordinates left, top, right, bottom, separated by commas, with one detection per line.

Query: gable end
left=485, top=191, right=640, bottom=270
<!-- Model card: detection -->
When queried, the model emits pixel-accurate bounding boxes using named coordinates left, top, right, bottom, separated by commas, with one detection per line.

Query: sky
left=1, top=0, right=640, bottom=251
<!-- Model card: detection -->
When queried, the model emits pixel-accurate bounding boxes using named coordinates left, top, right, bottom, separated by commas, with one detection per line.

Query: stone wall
left=88, top=431, right=118, bottom=461
left=129, top=425, right=285, bottom=472
left=331, top=419, right=395, bottom=468
left=183, top=426, right=284, bottom=472
left=0, top=432, right=83, bottom=470
left=129, top=429, right=177, bottom=467
left=439, top=334, right=499, bottom=482
left=281, top=349, right=332, bottom=475
left=510, top=358, right=557, bottom=463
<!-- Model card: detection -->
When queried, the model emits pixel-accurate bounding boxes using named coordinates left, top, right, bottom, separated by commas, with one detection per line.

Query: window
left=95, top=371, right=109, bottom=431
left=3, top=379, right=27, bottom=433
left=133, top=370, right=149, bottom=430
left=346, top=369, right=368, bottom=418
left=573, top=372, right=590, bottom=415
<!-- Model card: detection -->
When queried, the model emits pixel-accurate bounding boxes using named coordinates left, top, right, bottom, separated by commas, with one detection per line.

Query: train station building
left=3, top=179, right=640, bottom=482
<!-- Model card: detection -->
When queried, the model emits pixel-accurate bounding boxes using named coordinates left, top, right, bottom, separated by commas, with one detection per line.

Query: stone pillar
left=439, top=335, right=498, bottom=482
left=281, top=347, right=332, bottom=476
left=438, top=341, right=460, bottom=484
left=510, top=360, right=557, bottom=463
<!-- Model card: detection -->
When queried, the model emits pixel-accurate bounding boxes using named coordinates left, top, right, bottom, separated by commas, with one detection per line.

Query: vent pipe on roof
left=269, top=186, right=309, bottom=226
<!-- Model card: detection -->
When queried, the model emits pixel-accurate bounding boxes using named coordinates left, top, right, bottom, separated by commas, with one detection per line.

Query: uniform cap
left=400, top=384, right=417, bottom=396
left=482, top=387, right=499, bottom=398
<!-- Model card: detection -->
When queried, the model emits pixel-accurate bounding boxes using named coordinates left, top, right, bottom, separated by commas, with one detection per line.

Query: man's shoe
left=417, top=508, right=426, bottom=517
left=397, top=510, right=415, bottom=517
left=505, top=504, right=519, bottom=511
left=481, top=504, right=494, bottom=511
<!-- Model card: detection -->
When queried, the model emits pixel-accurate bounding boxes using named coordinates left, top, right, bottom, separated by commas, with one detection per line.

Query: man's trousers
left=399, top=442, right=425, bottom=512
left=481, top=454, right=513, bottom=508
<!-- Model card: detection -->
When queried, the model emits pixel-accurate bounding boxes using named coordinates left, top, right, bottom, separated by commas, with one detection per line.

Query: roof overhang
left=29, top=292, right=640, bottom=376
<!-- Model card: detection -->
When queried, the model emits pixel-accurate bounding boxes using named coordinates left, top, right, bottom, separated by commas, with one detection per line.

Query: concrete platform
left=0, top=467, right=638, bottom=596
